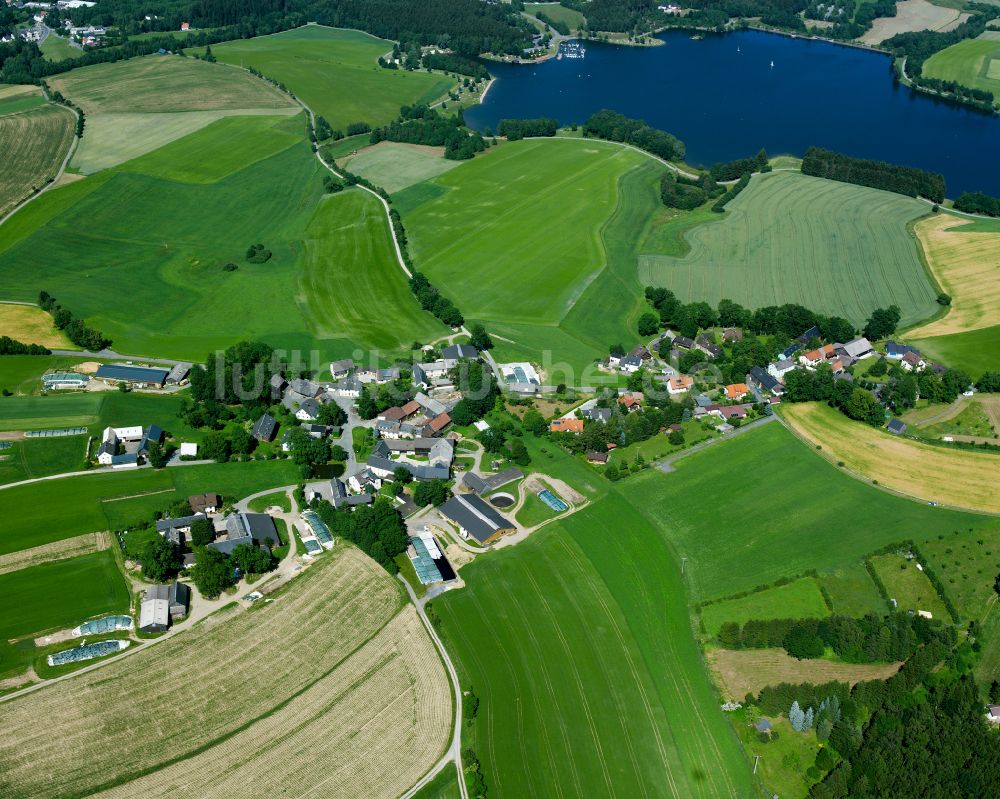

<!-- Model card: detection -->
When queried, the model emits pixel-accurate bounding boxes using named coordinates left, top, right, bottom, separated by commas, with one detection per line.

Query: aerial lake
left=466, top=30, right=1000, bottom=196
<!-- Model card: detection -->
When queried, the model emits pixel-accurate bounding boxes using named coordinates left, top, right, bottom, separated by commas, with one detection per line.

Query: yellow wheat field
left=0, top=548, right=449, bottom=799
left=783, top=402, right=1000, bottom=514
left=908, top=214, right=1000, bottom=338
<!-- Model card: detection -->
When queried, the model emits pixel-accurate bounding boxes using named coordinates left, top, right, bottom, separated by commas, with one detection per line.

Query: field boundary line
left=0, top=93, right=79, bottom=229
left=537, top=134, right=700, bottom=180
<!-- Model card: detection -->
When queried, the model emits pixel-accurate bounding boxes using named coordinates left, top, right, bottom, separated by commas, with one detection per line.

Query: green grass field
left=514, top=491, right=556, bottom=527
left=0, top=355, right=92, bottom=395
left=525, top=2, right=587, bottom=29
left=700, top=578, right=829, bottom=636
left=869, top=553, right=950, bottom=618
left=401, top=138, right=660, bottom=378
left=0, top=460, right=298, bottom=555
left=0, top=101, right=75, bottom=218
left=213, top=25, right=455, bottom=129
left=924, top=38, right=1000, bottom=99
left=910, top=323, right=1000, bottom=378
left=343, top=142, right=461, bottom=194
left=0, top=114, right=440, bottom=360
left=39, top=34, right=79, bottom=62
left=819, top=564, right=888, bottom=617
left=639, top=171, right=939, bottom=328
left=626, top=423, right=991, bottom=603
left=247, top=489, right=291, bottom=513
left=434, top=492, right=755, bottom=798
left=0, top=435, right=87, bottom=486
left=0, top=550, right=129, bottom=678
left=48, top=54, right=298, bottom=172
left=410, top=764, right=461, bottom=799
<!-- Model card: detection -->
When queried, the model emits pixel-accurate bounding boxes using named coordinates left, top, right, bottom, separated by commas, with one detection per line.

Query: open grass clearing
left=706, top=647, right=902, bottom=703
left=860, top=0, right=968, bottom=44
left=0, top=531, right=109, bottom=577
left=0, top=460, right=300, bottom=554
left=434, top=492, right=755, bottom=798
left=0, top=102, right=75, bottom=218
left=342, top=141, right=461, bottom=194
left=246, top=489, right=291, bottom=513
left=514, top=490, right=556, bottom=527
left=0, top=434, right=88, bottom=486
left=410, top=763, right=461, bottom=799
left=39, top=34, right=79, bottom=62
left=700, top=578, right=829, bottom=636
left=924, top=37, right=1000, bottom=97
left=910, top=323, right=1000, bottom=378
left=0, top=114, right=438, bottom=361
left=0, top=548, right=451, bottom=799
left=525, top=2, right=586, bottom=28
left=782, top=402, right=1000, bottom=515
left=0, top=303, right=73, bottom=348
left=0, top=92, right=45, bottom=115
left=608, top=419, right=715, bottom=466
left=918, top=399, right=997, bottom=441
left=869, top=552, right=950, bottom=617
left=819, top=564, right=888, bottom=617
left=402, top=138, right=660, bottom=378
left=0, top=550, right=129, bottom=680
left=626, top=421, right=991, bottom=603
left=906, top=213, right=1000, bottom=338
left=639, top=171, right=937, bottom=329
left=213, top=25, right=454, bottom=130
left=0, top=355, right=94, bottom=396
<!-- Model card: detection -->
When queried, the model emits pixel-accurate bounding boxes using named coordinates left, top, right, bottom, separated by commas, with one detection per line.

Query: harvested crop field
left=860, top=0, right=969, bottom=45
left=0, top=531, right=109, bottom=577
left=706, top=648, right=902, bottom=700
left=342, top=142, right=461, bottom=194
left=906, top=214, right=1000, bottom=338
left=0, top=303, right=73, bottom=348
left=0, top=548, right=452, bottom=799
left=0, top=103, right=75, bottom=218
left=924, top=37, right=1000, bottom=98
left=783, top=402, right=1000, bottom=514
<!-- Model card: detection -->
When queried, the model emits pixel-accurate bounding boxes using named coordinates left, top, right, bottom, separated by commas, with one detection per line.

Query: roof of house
left=779, top=343, right=802, bottom=360
left=842, top=337, right=872, bottom=358
left=887, top=418, right=907, bottom=434
left=189, top=493, right=222, bottom=513
left=748, top=366, right=780, bottom=391
left=95, top=364, right=169, bottom=384
left=439, top=493, right=515, bottom=544
left=619, top=395, right=640, bottom=408
left=582, top=406, right=612, bottom=423
left=213, top=512, right=279, bottom=554
left=550, top=418, right=584, bottom=433
left=668, top=375, right=694, bottom=391
left=401, top=399, right=421, bottom=416
left=772, top=358, right=797, bottom=372
left=620, top=354, right=643, bottom=368
left=251, top=413, right=278, bottom=441
left=288, top=378, right=320, bottom=397
left=426, top=412, right=451, bottom=433
left=297, top=398, right=321, bottom=418
left=329, top=358, right=355, bottom=373
left=415, top=392, right=448, bottom=417
left=902, top=351, right=922, bottom=366
left=381, top=406, right=407, bottom=422
left=725, top=383, right=749, bottom=399
left=586, top=450, right=609, bottom=463
left=723, top=327, right=743, bottom=341
left=797, top=325, right=821, bottom=343
left=441, top=344, right=479, bottom=360
left=270, top=373, right=287, bottom=390
left=165, top=363, right=191, bottom=383
left=672, top=336, right=695, bottom=349
left=155, top=514, right=203, bottom=532
left=886, top=339, right=920, bottom=357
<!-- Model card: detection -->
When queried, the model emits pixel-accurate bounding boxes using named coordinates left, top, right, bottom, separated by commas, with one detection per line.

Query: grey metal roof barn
left=439, top=493, right=515, bottom=545
left=95, top=364, right=169, bottom=385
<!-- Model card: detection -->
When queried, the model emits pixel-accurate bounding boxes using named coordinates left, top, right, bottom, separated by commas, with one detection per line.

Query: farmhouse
left=724, top=383, right=749, bottom=401
left=211, top=512, right=279, bottom=555
left=138, top=582, right=189, bottom=632
left=329, top=378, right=362, bottom=398
left=96, top=424, right=163, bottom=467
left=461, top=467, right=523, bottom=495
left=672, top=335, right=695, bottom=350
left=748, top=366, right=783, bottom=396
left=95, top=364, right=170, bottom=388
left=155, top=514, right=204, bottom=543
left=901, top=351, right=926, bottom=372
left=887, top=418, right=907, bottom=435
left=41, top=372, right=90, bottom=390
left=768, top=358, right=797, bottom=382
left=842, top=337, right=874, bottom=360
left=329, top=358, right=355, bottom=379
left=696, top=335, right=722, bottom=359
left=251, top=413, right=278, bottom=442
left=439, top=493, right=515, bottom=545
left=885, top=340, right=920, bottom=360
left=188, top=493, right=222, bottom=514
left=581, top=406, right=612, bottom=424
left=288, top=378, right=322, bottom=398
left=441, top=343, right=479, bottom=360
left=165, top=363, right=192, bottom=385
left=550, top=418, right=584, bottom=434
left=620, top=354, right=643, bottom=373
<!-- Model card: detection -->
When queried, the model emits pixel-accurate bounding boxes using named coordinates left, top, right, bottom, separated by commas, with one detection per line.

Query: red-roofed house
left=667, top=375, right=694, bottom=395
left=550, top=418, right=584, bottom=434
left=619, top=395, right=641, bottom=412
left=724, top=383, right=749, bottom=401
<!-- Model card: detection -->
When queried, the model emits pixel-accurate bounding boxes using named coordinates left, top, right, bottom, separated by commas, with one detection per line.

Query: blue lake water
left=465, top=30, right=1000, bottom=196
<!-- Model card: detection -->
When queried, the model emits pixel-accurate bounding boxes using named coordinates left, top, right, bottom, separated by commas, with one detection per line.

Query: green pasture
left=525, top=2, right=586, bottom=28
left=699, top=578, right=829, bottom=636
left=910, top=323, right=1000, bottom=378
left=343, top=142, right=461, bottom=194
left=0, top=435, right=87, bottom=486
left=639, top=171, right=939, bottom=329
left=434, top=492, right=754, bottom=798
left=410, top=763, right=461, bottom=799
left=0, top=460, right=298, bottom=554
left=0, top=550, right=129, bottom=679
left=0, top=102, right=75, bottom=219
left=247, top=489, right=291, bottom=513
left=299, top=190, right=446, bottom=352
left=0, top=355, right=93, bottom=396
left=924, top=38, right=1000, bottom=99
left=213, top=26, right=454, bottom=130
left=608, top=420, right=715, bottom=466
left=0, top=94, right=45, bottom=115
left=919, top=526, right=1000, bottom=620
left=869, top=553, right=951, bottom=618
left=514, top=491, right=556, bottom=527
left=0, top=115, right=437, bottom=360
left=818, top=564, right=888, bottom=617
left=39, top=34, right=79, bottom=62
left=402, top=138, right=660, bottom=377
left=625, top=423, right=990, bottom=603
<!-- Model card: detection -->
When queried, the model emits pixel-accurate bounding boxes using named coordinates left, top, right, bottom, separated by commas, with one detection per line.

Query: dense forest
left=801, top=147, right=946, bottom=203
left=954, top=191, right=1000, bottom=217
left=582, top=108, right=685, bottom=161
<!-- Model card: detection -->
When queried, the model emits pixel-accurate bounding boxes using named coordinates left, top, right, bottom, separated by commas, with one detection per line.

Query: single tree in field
left=469, top=323, right=493, bottom=351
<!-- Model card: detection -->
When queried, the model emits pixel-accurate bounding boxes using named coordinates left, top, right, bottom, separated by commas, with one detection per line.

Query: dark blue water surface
left=465, top=30, right=1000, bottom=196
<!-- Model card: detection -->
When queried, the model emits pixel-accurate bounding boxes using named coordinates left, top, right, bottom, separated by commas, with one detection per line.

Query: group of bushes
left=422, top=51, right=489, bottom=79
left=717, top=611, right=954, bottom=663
left=496, top=117, right=558, bottom=140
left=314, top=496, right=409, bottom=573
left=581, top=108, right=685, bottom=161
left=954, top=190, right=1000, bottom=217
left=408, top=270, right=465, bottom=328
left=369, top=104, right=485, bottom=160
left=37, top=290, right=111, bottom=351
left=801, top=146, right=946, bottom=202
left=0, top=336, right=50, bottom=356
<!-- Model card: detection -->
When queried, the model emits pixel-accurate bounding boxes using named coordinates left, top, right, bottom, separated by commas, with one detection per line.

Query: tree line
left=582, top=108, right=685, bottom=161
left=37, top=290, right=111, bottom=351
left=496, top=117, right=559, bottom=140
left=717, top=611, right=953, bottom=663
left=369, top=105, right=486, bottom=160
left=801, top=147, right=946, bottom=203
left=954, top=190, right=1000, bottom=217
left=315, top=496, right=409, bottom=573
left=0, top=336, right=50, bottom=356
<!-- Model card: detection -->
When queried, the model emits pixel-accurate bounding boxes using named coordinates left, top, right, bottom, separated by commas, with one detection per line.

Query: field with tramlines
left=0, top=548, right=451, bottom=799
left=639, top=171, right=938, bottom=328
left=0, top=99, right=75, bottom=218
